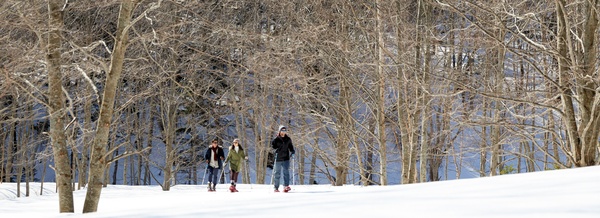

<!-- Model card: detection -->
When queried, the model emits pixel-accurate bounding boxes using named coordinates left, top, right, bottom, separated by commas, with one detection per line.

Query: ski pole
left=222, top=157, right=229, bottom=184
left=201, top=163, right=208, bottom=185
left=270, top=152, right=278, bottom=185
left=292, top=155, right=296, bottom=185
left=218, top=162, right=227, bottom=184
left=244, top=159, right=252, bottom=189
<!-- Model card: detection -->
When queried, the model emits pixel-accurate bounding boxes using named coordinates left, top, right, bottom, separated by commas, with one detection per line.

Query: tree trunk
left=349, top=117, right=366, bottom=186
left=161, top=102, right=176, bottom=191
left=26, top=148, right=31, bottom=197
left=112, top=149, right=119, bottom=185
left=5, top=103, right=16, bottom=183
left=78, top=81, right=93, bottom=189
left=489, top=20, right=507, bottom=176
left=40, top=157, right=47, bottom=195
left=253, top=85, right=269, bottom=184
left=308, top=130, right=318, bottom=185
left=479, top=104, right=488, bottom=176
left=47, top=0, right=74, bottom=212
left=135, top=103, right=144, bottom=185
left=364, top=118, right=376, bottom=185
left=83, top=0, right=137, bottom=213
left=375, top=0, right=388, bottom=186
left=417, top=1, right=433, bottom=182
left=396, top=0, right=423, bottom=185
left=17, top=133, right=22, bottom=197
left=334, top=79, right=350, bottom=186
left=576, top=0, right=599, bottom=166
left=0, top=120, right=4, bottom=184
left=144, top=105, right=155, bottom=185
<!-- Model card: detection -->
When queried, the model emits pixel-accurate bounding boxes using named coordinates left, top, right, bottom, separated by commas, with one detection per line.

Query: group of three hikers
left=205, top=125, right=295, bottom=193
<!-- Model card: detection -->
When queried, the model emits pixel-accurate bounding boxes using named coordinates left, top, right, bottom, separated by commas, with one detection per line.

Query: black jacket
left=271, top=135, right=295, bottom=161
left=204, top=146, right=225, bottom=169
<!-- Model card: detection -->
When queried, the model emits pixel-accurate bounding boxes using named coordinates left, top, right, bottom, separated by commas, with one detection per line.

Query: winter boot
left=283, top=186, right=291, bottom=193
left=229, top=183, right=238, bottom=192
left=274, top=187, right=280, bottom=192
left=212, top=183, right=217, bottom=192
left=207, top=182, right=214, bottom=192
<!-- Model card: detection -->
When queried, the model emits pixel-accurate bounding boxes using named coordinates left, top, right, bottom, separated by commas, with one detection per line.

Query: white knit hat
left=278, top=125, right=287, bottom=132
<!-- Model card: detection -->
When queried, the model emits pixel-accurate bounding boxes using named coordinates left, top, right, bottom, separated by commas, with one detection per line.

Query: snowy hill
left=1, top=166, right=599, bottom=217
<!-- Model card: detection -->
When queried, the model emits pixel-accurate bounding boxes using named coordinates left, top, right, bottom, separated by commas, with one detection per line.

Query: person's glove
left=245, top=156, right=249, bottom=161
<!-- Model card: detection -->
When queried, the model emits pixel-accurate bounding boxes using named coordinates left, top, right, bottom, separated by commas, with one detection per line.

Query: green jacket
left=226, top=145, right=247, bottom=172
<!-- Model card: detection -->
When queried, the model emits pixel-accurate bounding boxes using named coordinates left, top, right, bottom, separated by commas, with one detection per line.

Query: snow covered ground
left=1, top=166, right=599, bottom=217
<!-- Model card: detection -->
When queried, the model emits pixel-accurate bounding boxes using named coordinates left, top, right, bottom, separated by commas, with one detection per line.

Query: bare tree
left=84, top=0, right=159, bottom=213
left=555, top=0, right=599, bottom=167
left=395, top=0, right=424, bottom=184
left=374, top=0, right=389, bottom=186
left=47, top=0, right=75, bottom=212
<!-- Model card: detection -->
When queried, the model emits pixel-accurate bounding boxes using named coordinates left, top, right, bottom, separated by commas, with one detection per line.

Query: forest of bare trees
left=0, top=0, right=598, bottom=213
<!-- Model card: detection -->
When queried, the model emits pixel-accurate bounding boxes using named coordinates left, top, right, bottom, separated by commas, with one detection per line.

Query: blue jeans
left=273, top=160, right=290, bottom=189
left=207, top=166, right=220, bottom=185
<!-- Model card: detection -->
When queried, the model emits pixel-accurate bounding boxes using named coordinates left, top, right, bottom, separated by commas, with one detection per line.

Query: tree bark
left=83, top=0, right=138, bottom=213
left=490, top=36, right=506, bottom=176
left=334, top=78, right=351, bottom=186
left=375, top=0, right=388, bottom=186
left=4, top=105, right=15, bottom=183
left=47, top=0, right=74, bottom=213
left=554, top=0, right=600, bottom=167
left=160, top=101, right=177, bottom=191
left=576, top=0, right=599, bottom=166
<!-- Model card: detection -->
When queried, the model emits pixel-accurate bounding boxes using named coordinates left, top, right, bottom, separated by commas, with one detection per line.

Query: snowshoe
left=283, top=186, right=291, bottom=193
left=207, top=183, right=216, bottom=192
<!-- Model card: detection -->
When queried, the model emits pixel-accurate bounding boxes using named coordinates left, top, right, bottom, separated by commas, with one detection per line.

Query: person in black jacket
left=271, top=125, right=295, bottom=192
left=204, top=138, right=225, bottom=192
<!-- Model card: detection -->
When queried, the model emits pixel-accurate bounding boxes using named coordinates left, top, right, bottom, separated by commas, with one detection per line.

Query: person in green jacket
left=225, top=138, right=248, bottom=192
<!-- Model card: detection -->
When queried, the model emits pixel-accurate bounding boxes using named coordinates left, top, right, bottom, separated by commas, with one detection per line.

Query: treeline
left=0, top=0, right=598, bottom=212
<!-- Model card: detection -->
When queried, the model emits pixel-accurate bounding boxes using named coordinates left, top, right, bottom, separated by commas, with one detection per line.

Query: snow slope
left=1, top=166, right=599, bottom=217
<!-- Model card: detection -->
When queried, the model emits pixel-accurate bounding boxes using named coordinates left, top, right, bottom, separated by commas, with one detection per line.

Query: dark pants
left=230, top=170, right=239, bottom=184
